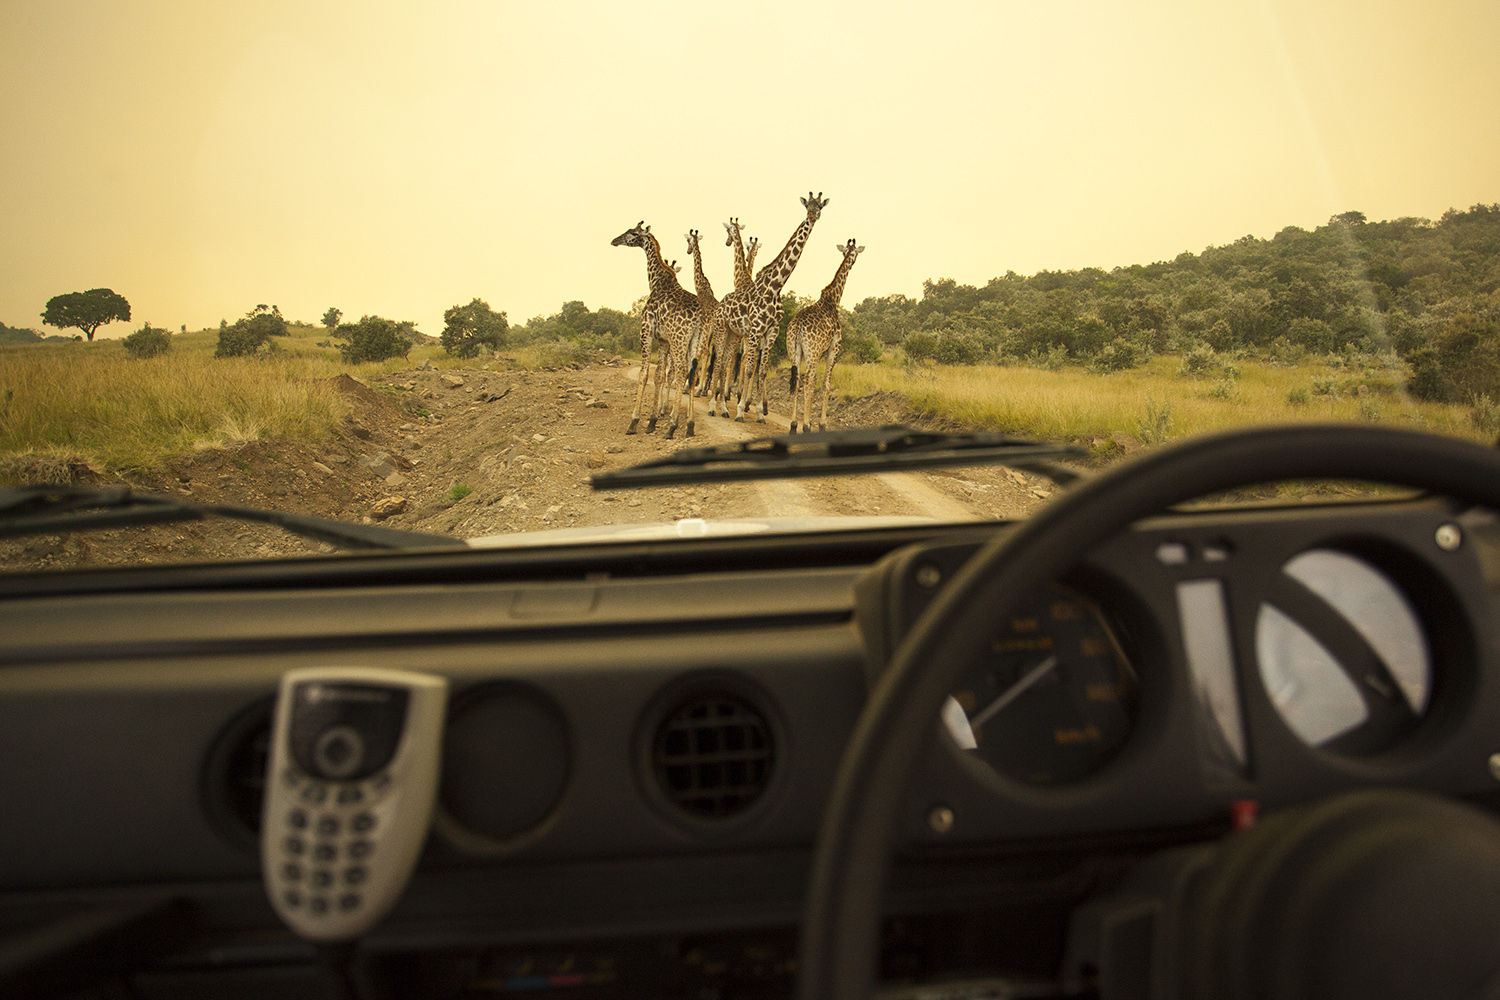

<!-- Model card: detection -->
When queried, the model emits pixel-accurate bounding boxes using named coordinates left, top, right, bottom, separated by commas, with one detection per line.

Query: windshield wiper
left=590, top=425, right=1086, bottom=490
left=0, top=485, right=465, bottom=551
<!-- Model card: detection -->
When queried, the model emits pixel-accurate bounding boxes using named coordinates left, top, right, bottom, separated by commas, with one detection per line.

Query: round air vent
left=651, top=691, right=775, bottom=819
left=202, top=696, right=274, bottom=854
left=438, top=682, right=571, bottom=853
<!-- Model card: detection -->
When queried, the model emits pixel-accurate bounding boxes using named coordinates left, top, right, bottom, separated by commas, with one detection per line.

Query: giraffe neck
left=691, top=242, right=714, bottom=302
left=821, top=253, right=858, bottom=308
left=643, top=233, right=678, bottom=294
left=732, top=231, right=751, bottom=292
left=756, top=211, right=819, bottom=295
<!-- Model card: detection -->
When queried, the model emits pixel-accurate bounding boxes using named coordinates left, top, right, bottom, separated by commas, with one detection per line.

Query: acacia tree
left=441, top=298, right=508, bottom=358
left=322, top=307, right=342, bottom=332
left=41, top=288, right=131, bottom=341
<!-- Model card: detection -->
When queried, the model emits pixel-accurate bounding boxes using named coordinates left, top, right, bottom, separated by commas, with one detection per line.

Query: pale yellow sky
left=2, top=0, right=1497, bottom=338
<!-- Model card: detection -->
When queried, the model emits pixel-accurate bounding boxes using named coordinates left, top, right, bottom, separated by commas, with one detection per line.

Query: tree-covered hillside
left=849, top=205, right=1500, bottom=398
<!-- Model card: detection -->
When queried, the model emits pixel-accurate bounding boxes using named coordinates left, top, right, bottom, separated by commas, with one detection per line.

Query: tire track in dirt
left=625, top=366, right=985, bottom=522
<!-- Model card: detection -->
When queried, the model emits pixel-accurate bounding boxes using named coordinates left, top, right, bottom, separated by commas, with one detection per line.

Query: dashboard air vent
left=202, top=697, right=274, bottom=853
left=652, top=692, right=774, bottom=819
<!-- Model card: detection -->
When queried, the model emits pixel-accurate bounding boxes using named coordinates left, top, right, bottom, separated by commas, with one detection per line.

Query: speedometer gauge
left=944, top=583, right=1138, bottom=786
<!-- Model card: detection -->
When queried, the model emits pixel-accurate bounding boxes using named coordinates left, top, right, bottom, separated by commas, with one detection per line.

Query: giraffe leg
left=627, top=356, right=654, bottom=434
left=821, top=340, right=840, bottom=431
left=806, top=356, right=820, bottom=434
left=684, top=352, right=697, bottom=437
left=647, top=346, right=668, bottom=433
left=752, top=344, right=771, bottom=423
left=665, top=335, right=690, bottom=439
left=734, top=341, right=756, bottom=421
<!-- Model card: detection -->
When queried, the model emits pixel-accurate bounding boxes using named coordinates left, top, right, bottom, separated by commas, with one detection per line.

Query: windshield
left=2, top=3, right=1497, bottom=572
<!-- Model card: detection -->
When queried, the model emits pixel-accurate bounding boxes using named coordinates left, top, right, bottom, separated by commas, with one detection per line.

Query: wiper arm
left=590, top=425, right=1086, bottom=490
left=0, top=486, right=465, bottom=551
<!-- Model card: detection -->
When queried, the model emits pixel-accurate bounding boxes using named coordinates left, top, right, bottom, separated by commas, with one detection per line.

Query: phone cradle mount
left=261, top=666, right=448, bottom=942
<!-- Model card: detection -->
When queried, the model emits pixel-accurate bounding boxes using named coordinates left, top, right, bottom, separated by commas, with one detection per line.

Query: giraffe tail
left=789, top=364, right=799, bottom=397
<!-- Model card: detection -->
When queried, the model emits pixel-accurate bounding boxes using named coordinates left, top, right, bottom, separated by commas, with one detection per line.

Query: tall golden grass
left=0, top=321, right=566, bottom=476
left=831, top=354, right=1486, bottom=447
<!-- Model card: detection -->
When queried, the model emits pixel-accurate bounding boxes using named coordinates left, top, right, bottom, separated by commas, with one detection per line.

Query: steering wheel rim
left=797, top=423, right=1500, bottom=1000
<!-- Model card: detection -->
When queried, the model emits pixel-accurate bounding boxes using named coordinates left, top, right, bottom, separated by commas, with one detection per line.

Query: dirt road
left=379, top=360, right=1050, bottom=540
left=1, top=358, right=1054, bottom=571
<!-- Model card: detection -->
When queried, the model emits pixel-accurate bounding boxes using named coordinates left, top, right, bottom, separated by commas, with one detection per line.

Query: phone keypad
left=275, top=768, right=389, bottom=917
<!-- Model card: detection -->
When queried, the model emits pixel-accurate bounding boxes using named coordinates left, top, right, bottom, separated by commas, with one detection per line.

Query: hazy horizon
left=4, top=0, right=1497, bottom=340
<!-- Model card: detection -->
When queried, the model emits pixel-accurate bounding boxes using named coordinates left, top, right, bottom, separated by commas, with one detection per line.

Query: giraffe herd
left=610, top=192, right=860, bottom=438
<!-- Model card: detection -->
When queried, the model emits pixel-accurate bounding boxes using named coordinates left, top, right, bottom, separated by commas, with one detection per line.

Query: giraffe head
left=667, top=259, right=682, bottom=274
left=611, top=221, right=651, bottom=248
left=747, top=236, right=760, bottom=264
left=800, top=192, right=829, bottom=220
left=685, top=229, right=700, bottom=257
left=723, top=218, right=740, bottom=247
left=837, top=238, right=865, bottom=260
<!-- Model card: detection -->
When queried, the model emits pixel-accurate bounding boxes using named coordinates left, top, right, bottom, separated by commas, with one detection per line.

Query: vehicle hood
left=464, top=515, right=936, bottom=549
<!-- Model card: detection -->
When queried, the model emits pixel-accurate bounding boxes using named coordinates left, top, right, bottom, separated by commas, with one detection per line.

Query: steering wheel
left=798, top=423, right=1500, bottom=1000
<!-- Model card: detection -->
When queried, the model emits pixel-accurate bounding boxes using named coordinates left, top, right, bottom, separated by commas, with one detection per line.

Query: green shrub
left=1406, top=347, right=1453, bottom=402
left=1205, top=378, right=1237, bottom=401
left=337, top=315, right=413, bottom=364
left=1287, top=386, right=1310, bottom=406
left=1137, top=394, right=1174, bottom=445
left=442, top=298, right=508, bottom=359
left=903, top=330, right=939, bottom=362
left=1177, top=344, right=1238, bottom=380
left=1026, top=344, right=1069, bottom=371
left=1470, top=394, right=1500, bottom=436
left=1311, top=376, right=1340, bottom=399
left=840, top=328, right=882, bottom=364
left=449, top=483, right=472, bottom=501
left=122, top=323, right=171, bottom=359
left=215, top=305, right=287, bottom=358
left=532, top=340, right=590, bottom=368
left=1090, top=336, right=1147, bottom=373
left=933, top=331, right=984, bottom=365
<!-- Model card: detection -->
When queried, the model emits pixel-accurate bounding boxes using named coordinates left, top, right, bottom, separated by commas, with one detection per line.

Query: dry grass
left=832, top=354, right=1485, bottom=448
left=0, top=342, right=348, bottom=472
left=0, top=322, right=533, bottom=477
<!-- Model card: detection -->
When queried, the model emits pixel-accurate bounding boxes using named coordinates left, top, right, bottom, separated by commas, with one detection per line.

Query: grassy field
left=0, top=324, right=440, bottom=475
left=830, top=353, right=1488, bottom=451
left=2, top=321, right=1491, bottom=479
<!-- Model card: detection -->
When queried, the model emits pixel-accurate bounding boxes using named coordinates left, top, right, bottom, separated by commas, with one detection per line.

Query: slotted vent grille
left=652, top=693, right=774, bottom=818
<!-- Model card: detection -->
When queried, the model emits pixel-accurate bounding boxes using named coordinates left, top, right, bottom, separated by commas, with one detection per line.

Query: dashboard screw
left=1436, top=524, right=1463, bottom=551
left=1489, top=754, right=1500, bottom=782
left=928, top=805, right=955, bottom=834
left=915, top=565, right=943, bottom=589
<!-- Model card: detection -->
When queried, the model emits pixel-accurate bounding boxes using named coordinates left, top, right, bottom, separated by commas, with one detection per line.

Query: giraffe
left=788, top=239, right=865, bottom=433
left=705, top=218, right=754, bottom=412
left=711, top=192, right=828, bottom=423
left=684, top=230, right=717, bottom=406
left=611, top=222, right=701, bottom=436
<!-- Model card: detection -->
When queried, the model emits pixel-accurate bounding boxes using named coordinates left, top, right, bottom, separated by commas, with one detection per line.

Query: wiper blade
left=0, top=486, right=465, bottom=551
left=590, top=425, right=1086, bottom=490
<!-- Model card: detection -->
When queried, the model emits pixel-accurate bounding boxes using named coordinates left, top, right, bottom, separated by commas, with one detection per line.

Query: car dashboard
left=2, top=494, right=1499, bottom=999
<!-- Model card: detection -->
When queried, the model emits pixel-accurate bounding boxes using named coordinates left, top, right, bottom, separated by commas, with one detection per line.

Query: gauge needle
left=969, top=655, right=1060, bottom=730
